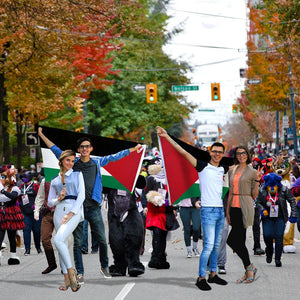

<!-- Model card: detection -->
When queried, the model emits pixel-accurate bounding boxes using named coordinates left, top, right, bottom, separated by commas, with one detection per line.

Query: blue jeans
left=81, top=219, right=99, bottom=252
left=199, top=207, right=224, bottom=277
left=73, top=206, right=108, bottom=275
left=179, top=207, right=201, bottom=247
left=262, top=217, right=285, bottom=261
left=23, top=213, right=42, bottom=251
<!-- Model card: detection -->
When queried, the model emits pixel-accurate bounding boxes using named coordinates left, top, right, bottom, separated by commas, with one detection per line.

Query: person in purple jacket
left=38, top=127, right=141, bottom=283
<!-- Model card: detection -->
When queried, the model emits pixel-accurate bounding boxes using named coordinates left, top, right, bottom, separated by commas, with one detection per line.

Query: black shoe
left=91, top=249, right=98, bottom=254
left=207, top=274, right=228, bottom=285
left=195, top=278, right=211, bottom=291
left=254, top=248, right=265, bottom=255
left=24, top=249, right=30, bottom=256
left=42, top=264, right=57, bottom=274
left=148, top=260, right=170, bottom=269
left=81, top=249, right=88, bottom=254
left=275, top=260, right=282, bottom=267
left=266, top=256, right=272, bottom=264
left=109, top=265, right=126, bottom=277
left=37, top=248, right=43, bottom=254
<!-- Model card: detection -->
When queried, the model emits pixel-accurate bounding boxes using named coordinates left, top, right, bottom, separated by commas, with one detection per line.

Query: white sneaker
left=193, top=248, right=200, bottom=257
left=100, top=267, right=112, bottom=279
left=187, top=251, right=193, bottom=258
left=77, top=273, right=84, bottom=285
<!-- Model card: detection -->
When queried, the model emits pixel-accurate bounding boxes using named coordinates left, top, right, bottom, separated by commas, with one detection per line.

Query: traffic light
left=232, top=104, right=238, bottom=113
left=211, top=83, right=221, bottom=101
left=146, top=84, right=157, bottom=103
left=297, top=121, right=300, bottom=135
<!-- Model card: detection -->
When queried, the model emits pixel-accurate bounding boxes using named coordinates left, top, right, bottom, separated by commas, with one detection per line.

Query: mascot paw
left=128, top=263, right=145, bottom=277
left=8, top=257, right=20, bottom=265
left=289, top=217, right=298, bottom=224
left=260, top=210, right=268, bottom=218
left=109, top=265, right=126, bottom=277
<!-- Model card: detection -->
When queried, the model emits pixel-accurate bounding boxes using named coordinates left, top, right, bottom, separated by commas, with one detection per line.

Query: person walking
left=179, top=197, right=201, bottom=258
left=226, top=146, right=262, bottom=283
left=257, top=172, right=298, bottom=267
left=34, top=178, right=57, bottom=274
left=48, top=149, right=85, bottom=292
left=156, top=126, right=228, bottom=291
left=19, top=173, right=42, bottom=255
left=38, top=127, right=142, bottom=283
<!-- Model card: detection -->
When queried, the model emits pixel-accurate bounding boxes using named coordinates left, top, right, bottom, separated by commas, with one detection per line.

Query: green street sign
left=198, top=109, right=215, bottom=112
left=172, top=85, right=199, bottom=92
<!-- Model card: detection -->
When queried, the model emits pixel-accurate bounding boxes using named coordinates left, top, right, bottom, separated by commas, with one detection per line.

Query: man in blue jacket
left=38, top=128, right=141, bottom=283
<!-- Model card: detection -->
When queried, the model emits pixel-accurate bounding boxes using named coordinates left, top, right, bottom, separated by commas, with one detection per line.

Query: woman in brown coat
left=226, top=146, right=262, bottom=284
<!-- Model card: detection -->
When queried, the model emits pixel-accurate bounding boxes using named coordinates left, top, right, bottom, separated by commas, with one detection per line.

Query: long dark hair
left=233, top=145, right=251, bottom=165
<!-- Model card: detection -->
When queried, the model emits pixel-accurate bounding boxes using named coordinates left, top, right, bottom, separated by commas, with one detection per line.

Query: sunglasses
left=236, top=151, right=247, bottom=156
left=79, top=144, right=91, bottom=149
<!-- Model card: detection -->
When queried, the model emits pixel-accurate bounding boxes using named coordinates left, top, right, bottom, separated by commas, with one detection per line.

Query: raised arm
left=156, top=126, right=197, bottom=167
left=38, top=127, right=55, bottom=148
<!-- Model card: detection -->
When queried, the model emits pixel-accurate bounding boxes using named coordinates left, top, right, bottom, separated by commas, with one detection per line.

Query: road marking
left=114, top=283, right=135, bottom=300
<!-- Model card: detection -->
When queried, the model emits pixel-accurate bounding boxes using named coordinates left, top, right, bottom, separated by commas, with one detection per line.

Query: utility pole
left=289, top=65, right=298, bottom=156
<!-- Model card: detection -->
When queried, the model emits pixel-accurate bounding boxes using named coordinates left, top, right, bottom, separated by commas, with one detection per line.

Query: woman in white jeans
left=48, top=150, right=85, bottom=292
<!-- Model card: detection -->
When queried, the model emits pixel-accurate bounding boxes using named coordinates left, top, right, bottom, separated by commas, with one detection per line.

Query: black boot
left=128, top=262, right=145, bottom=277
left=42, top=249, right=57, bottom=274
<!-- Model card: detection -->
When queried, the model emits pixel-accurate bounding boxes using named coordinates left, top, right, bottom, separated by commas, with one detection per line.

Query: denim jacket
left=50, top=145, right=130, bottom=205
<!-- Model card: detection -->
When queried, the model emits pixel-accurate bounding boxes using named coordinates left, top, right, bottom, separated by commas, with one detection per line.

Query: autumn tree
left=0, top=0, right=141, bottom=165
left=242, top=0, right=299, bottom=142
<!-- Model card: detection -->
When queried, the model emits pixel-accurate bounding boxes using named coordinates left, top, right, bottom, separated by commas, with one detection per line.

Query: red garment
left=146, top=202, right=166, bottom=231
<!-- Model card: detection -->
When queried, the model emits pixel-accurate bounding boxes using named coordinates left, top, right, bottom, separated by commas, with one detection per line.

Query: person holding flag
left=156, top=126, right=228, bottom=291
left=38, top=127, right=142, bottom=283
left=48, top=149, right=84, bottom=292
left=38, top=127, right=142, bottom=284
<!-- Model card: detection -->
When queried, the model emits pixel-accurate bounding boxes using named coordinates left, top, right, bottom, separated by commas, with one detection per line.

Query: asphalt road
left=1, top=206, right=300, bottom=300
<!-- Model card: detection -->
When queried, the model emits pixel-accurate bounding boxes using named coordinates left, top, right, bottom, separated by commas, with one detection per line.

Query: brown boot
left=42, top=249, right=57, bottom=274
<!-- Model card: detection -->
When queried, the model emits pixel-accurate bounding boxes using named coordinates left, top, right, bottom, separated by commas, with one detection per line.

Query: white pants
left=54, top=202, right=81, bottom=274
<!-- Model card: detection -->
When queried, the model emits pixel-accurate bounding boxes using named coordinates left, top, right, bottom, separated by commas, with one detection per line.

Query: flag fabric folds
left=40, top=126, right=145, bottom=193
left=158, top=134, right=233, bottom=205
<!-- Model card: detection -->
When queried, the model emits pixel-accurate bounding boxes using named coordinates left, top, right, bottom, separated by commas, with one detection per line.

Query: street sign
left=172, top=85, right=199, bottom=92
left=282, top=116, right=289, bottom=129
left=239, top=68, right=246, bottom=78
left=247, top=78, right=262, bottom=85
left=26, top=132, right=39, bottom=146
left=198, top=109, right=215, bottom=112
left=30, top=148, right=36, bottom=159
left=132, top=84, right=146, bottom=91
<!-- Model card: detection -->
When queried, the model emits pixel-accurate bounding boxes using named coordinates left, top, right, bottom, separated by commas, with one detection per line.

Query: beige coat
left=228, top=165, right=257, bottom=228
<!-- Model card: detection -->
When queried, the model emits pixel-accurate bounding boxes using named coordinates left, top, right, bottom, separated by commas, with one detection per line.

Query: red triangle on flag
left=159, top=136, right=199, bottom=204
left=103, top=147, right=145, bottom=192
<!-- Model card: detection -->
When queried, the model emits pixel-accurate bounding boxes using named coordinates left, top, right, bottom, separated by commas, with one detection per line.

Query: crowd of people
left=0, top=126, right=299, bottom=293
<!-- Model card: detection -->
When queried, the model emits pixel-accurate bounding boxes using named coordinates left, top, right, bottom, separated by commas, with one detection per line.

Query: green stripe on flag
left=173, top=185, right=229, bottom=205
left=102, top=174, right=129, bottom=191
left=44, top=167, right=60, bottom=182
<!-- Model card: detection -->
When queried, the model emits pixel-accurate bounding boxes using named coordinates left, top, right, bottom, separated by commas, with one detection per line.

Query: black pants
left=227, top=208, right=251, bottom=268
left=0, top=230, right=17, bottom=252
left=151, top=227, right=168, bottom=263
left=252, top=205, right=262, bottom=250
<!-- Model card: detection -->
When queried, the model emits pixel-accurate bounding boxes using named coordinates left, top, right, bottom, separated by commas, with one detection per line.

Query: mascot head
left=0, top=165, right=17, bottom=191
left=272, top=156, right=291, bottom=179
left=263, top=172, right=282, bottom=195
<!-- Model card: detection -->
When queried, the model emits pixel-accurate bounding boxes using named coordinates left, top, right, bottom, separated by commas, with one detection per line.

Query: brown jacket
left=228, top=165, right=257, bottom=228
